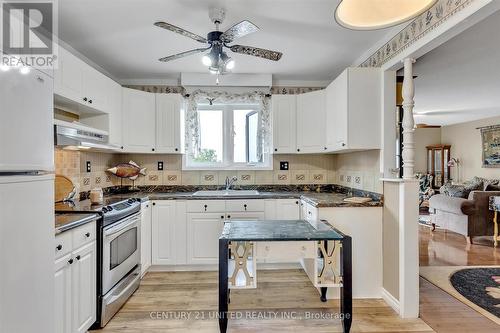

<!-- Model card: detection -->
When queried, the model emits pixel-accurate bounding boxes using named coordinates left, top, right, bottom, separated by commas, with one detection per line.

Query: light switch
left=158, top=161, right=164, bottom=171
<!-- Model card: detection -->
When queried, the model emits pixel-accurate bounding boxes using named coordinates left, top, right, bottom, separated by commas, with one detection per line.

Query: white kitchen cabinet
left=82, top=66, right=109, bottom=112
left=141, top=201, right=152, bottom=276
left=275, top=199, right=301, bottom=220
left=151, top=201, right=177, bottom=265
left=272, top=95, right=297, bottom=154
left=107, top=80, right=123, bottom=148
left=54, top=47, right=85, bottom=104
left=54, top=222, right=96, bottom=333
left=72, top=242, right=97, bottom=333
left=54, top=254, right=72, bottom=333
left=122, top=87, right=156, bottom=153
left=325, top=67, right=381, bottom=151
left=226, top=212, right=266, bottom=221
left=156, top=94, right=183, bottom=154
left=187, top=213, right=225, bottom=265
left=296, top=90, right=327, bottom=153
left=300, top=200, right=318, bottom=221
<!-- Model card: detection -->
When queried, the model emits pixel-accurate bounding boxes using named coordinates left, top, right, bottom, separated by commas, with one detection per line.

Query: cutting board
left=55, top=175, right=75, bottom=202
left=343, top=196, right=372, bottom=204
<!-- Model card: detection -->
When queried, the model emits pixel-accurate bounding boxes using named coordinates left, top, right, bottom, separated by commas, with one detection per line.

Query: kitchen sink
left=192, top=190, right=260, bottom=197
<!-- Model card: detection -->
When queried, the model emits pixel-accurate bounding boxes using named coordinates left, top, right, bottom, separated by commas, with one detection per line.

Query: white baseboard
left=148, top=262, right=301, bottom=272
left=381, top=288, right=400, bottom=315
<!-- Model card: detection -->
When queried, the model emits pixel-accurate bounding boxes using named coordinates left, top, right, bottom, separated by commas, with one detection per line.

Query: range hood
left=54, top=119, right=120, bottom=151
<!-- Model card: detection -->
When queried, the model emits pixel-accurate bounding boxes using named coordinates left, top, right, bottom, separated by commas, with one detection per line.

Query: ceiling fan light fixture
left=202, top=54, right=212, bottom=66
left=225, top=58, right=235, bottom=70
left=335, top=0, right=437, bottom=30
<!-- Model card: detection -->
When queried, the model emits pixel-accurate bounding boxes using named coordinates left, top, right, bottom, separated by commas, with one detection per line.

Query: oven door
left=102, top=212, right=141, bottom=294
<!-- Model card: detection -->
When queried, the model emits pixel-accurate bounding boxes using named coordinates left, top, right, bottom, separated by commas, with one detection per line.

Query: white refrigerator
left=0, top=65, right=55, bottom=333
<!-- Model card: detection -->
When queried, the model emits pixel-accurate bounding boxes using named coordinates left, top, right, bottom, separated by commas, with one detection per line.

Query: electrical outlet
left=86, top=161, right=91, bottom=173
left=280, top=161, right=289, bottom=170
left=157, top=161, right=164, bottom=171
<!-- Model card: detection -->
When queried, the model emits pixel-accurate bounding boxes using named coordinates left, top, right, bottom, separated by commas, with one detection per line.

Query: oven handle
left=104, top=213, right=141, bottom=237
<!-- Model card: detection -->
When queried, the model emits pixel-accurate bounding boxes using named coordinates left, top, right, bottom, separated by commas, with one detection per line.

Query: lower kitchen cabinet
left=187, top=213, right=225, bottom=265
left=275, top=199, right=301, bottom=220
left=151, top=201, right=177, bottom=265
left=54, top=222, right=96, bottom=333
left=141, top=201, right=152, bottom=276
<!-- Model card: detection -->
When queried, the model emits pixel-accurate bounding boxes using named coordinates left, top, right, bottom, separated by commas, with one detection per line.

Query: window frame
left=182, top=103, right=272, bottom=170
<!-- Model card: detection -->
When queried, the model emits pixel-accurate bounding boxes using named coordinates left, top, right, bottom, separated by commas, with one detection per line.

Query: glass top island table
left=218, top=219, right=352, bottom=333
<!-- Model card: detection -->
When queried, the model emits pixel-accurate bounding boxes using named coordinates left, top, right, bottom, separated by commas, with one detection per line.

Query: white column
left=402, top=58, right=416, bottom=179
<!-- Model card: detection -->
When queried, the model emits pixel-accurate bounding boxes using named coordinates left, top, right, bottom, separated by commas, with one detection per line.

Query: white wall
left=441, top=115, right=500, bottom=181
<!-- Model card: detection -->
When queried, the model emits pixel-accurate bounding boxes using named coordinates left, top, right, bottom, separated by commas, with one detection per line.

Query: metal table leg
left=340, top=236, right=352, bottom=333
left=219, top=239, right=229, bottom=333
left=494, top=211, right=498, bottom=248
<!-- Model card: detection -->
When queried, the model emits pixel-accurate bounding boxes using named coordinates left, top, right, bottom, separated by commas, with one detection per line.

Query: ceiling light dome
left=335, top=0, right=437, bottom=30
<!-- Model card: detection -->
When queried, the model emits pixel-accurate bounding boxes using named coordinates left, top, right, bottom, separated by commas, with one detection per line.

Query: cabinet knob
left=274, top=148, right=278, bottom=152
left=146, top=205, right=149, bottom=208
left=204, top=204, right=208, bottom=211
left=324, top=147, right=327, bottom=150
left=83, top=97, right=87, bottom=102
left=68, top=259, right=74, bottom=265
left=244, top=204, right=247, bottom=211
left=295, top=201, right=299, bottom=205
left=56, top=244, right=62, bottom=251
left=121, top=146, right=124, bottom=149
left=342, top=143, right=346, bottom=147
left=221, top=215, right=224, bottom=219
left=152, top=148, right=155, bottom=152
left=227, top=215, right=231, bottom=219
left=152, top=202, right=156, bottom=206
left=297, top=149, right=300, bottom=152
left=85, top=232, right=91, bottom=238
left=76, top=255, right=81, bottom=261
left=36, top=76, right=44, bottom=83
left=175, top=148, right=178, bottom=152
left=89, top=99, right=93, bottom=104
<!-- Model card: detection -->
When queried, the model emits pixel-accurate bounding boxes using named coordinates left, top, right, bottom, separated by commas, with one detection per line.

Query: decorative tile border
left=360, top=0, right=477, bottom=68
left=124, top=85, right=324, bottom=96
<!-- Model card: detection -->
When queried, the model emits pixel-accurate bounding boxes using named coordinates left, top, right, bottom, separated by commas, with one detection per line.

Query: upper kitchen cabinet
left=296, top=89, right=327, bottom=153
left=54, top=46, right=112, bottom=114
left=107, top=80, right=123, bottom=148
left=326, top=68, right=381, bottom=152
left=122, top=88, right=156, bottom=153
left=272, top=95, right=296, bottom=154
left=156, top=94, right=184, bottom=154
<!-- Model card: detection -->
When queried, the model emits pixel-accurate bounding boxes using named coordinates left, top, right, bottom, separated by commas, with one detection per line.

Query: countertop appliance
left=0, top=65, right=55, bottom=333
left=56, top=197, right=142, bottom=327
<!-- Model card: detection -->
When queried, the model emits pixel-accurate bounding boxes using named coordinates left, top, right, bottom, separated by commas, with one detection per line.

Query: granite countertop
left=55, top=213, right=99, bottom=234
left=95, top=191, right=383, bottom=208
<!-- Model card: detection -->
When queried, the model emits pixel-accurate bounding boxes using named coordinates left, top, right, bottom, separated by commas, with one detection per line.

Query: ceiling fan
left=154, top=8, right=283, bottom=74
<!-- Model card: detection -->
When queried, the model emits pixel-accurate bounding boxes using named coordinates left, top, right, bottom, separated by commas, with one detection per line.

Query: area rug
left=420, top=266, right=500, bottom=325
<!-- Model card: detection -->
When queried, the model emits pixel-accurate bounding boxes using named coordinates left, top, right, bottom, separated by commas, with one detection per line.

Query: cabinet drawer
left=225, top=200, right=265, bottom=212
left=256, top=241, right=316, bottom=260
left=72, top=222, right=96, bottom=249
left=55, top=231, right=72, bottom=259
left=186, top=200, right=226, bottom=213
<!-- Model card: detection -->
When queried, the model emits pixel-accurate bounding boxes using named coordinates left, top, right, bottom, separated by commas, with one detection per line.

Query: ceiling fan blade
left=229, top=45, right=282, bottom=61
left=154, top=21, right=207, bottom=43
left=221, top=20, right=259, bottom=43
left=159, top=48, right=209, bottom=62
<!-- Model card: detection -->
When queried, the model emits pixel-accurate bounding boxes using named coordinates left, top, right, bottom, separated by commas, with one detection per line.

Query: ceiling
left=413, top=9, right=500, bottom=126
left=58, top=0, right=396, bottom=83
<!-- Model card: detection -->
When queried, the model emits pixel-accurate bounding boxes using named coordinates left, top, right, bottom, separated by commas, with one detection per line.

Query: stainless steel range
left=56, top=197, right=142, bottom=328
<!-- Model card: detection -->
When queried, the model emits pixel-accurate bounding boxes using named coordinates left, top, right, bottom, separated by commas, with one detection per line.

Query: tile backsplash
left=55, top=149, right=382, bottom=194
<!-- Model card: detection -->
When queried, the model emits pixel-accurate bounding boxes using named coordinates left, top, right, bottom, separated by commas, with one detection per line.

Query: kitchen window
left=183, top=103, right=272, bottom=170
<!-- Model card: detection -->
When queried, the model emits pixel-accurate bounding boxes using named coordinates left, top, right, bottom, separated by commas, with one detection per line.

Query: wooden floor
left=97, top=269, right=432, bottom=333
left=418, top=226, right=500, bottom=332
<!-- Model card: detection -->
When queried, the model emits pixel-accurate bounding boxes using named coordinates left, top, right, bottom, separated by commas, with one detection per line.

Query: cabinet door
left=54, top=47, right=84, bottom=102
left=187, top=213, right=226, bottom=265
left=156, top=94, right=182, bottom=153
left=332, top=70, right=348, bottom=149
left=272, top=95, right=296, bottom=153
left=275, top=199, right=300, bottom=220
left=152, top=201, right=176, bottom=265
left=141, top=201, right=152, bottom=275
left=72, top=241, right=96, bottom=333
left=122, top=88, right=156, bottom=153
left=82, top=67, right=109, bottom=113
left=296, top=90, right=326, bottom=153
left=54, top=254, right=72, bottom=333
left=108, top=81, right=123, bottom=147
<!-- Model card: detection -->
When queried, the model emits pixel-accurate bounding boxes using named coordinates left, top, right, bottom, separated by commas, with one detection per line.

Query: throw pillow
left=483, top=179, right=500, bottom=191
left=463, top=177, right=485, bottom=197
left=486, top=184, right=500, bottom=191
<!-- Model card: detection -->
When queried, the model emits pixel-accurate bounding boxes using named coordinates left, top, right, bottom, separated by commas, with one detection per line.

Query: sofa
left=429, top=177, right=500, bottom=243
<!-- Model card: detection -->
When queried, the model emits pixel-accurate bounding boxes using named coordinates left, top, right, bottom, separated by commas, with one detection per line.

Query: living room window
left=183, top=103, right=271, bottom=170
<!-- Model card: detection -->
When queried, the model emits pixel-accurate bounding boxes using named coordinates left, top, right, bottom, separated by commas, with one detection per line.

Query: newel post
left=402, top=58, right=416, bottom=179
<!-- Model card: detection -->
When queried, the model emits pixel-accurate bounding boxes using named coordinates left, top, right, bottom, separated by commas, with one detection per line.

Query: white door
left=122, top=88, right=156, bottom=153
left=0, top=69, right=54, bottom=172
left=152, top=201, right=176, bottom=265
left=141, top=201, right=152, bottom=275
left=82, top=67, right=109, bottom=112
left=72, top=242, right=96, bottom=333
left=187, top=213, right=226, bottom=265
left=332, top=70, right=348, bottom=150
left=275, top=200, right=300, bottom=220
left=272, top=95, right=296, bottom=154
left=156, top=94, right=182, bottom=153
left=107, top=81, right=123, bottom=148
left=54, top=47, right=84, bottom=103
left=296, top=90, right=326, bottom=153
left=54, top=254, right=72, bottom=333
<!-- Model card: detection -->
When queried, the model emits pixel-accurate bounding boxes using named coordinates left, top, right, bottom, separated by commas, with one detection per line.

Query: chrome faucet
left=225, top=176, right=238, bottom=190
